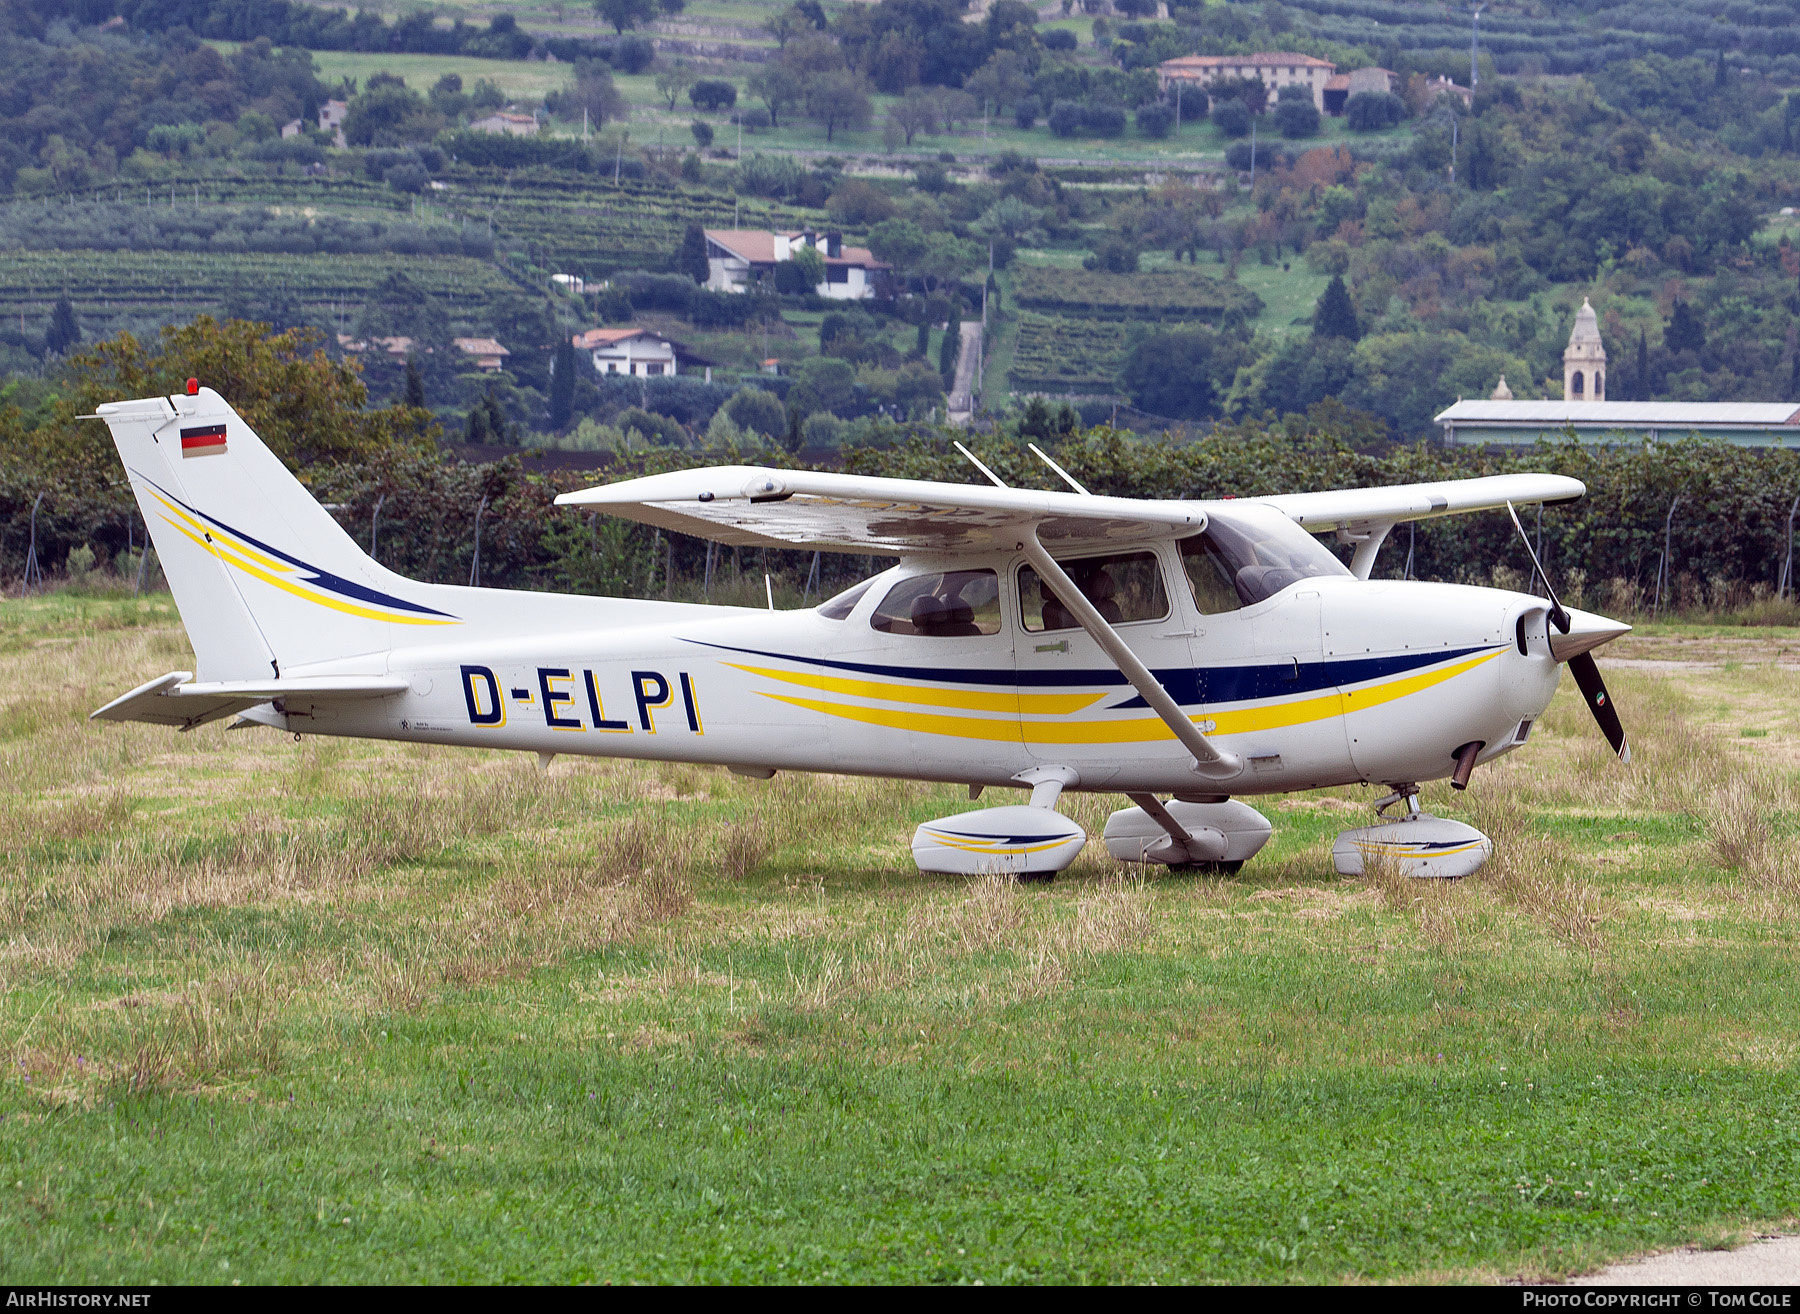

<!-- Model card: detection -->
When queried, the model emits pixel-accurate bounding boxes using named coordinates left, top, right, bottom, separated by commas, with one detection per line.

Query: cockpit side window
left=1180, top=510, right=1351, bottom=613
left=1018, top=550, right=1168, bottom=632
left=870, top=569, right=1002, bottom=636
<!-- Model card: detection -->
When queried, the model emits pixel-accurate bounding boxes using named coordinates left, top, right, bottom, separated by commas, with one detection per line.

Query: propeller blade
left=1568, top=651, right=1631, bottom=764
left=1505, top=500, right=1570, bottom=634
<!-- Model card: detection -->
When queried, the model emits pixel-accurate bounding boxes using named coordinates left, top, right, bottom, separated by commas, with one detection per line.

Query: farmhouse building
left=1435, top=300, right=1800, bottom=446
left=1322, top=66, right=1396, bottom=114
left=318, top=99, right=348, bottom=148
left=703, top=229, right=888, bottom=300
left=453, top=337, right=510, bottom=372
left=1156, top=52, right=1337, bottom=112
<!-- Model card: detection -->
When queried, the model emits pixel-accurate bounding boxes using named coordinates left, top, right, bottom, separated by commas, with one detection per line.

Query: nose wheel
left=1332, top=781, right=1493, bottom=879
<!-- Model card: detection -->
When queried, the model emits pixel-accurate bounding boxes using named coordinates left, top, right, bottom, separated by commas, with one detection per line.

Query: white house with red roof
left=703, top=229, right=888, bottom=300
left=570, top=326, right=722, bottom=378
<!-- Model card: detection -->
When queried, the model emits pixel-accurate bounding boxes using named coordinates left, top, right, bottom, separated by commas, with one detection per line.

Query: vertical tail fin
left=99, top=388, right=460, bottom=679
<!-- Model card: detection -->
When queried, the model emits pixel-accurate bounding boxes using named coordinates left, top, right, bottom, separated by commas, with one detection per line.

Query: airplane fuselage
left=264, top=556, right=1564, bottom=797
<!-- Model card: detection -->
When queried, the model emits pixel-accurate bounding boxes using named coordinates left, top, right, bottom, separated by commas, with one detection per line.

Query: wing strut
left=1020, top=530, right=1242, bottom=781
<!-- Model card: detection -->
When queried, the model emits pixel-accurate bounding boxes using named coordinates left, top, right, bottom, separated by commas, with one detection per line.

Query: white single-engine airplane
left=89, top=386, right=1632, bottom=879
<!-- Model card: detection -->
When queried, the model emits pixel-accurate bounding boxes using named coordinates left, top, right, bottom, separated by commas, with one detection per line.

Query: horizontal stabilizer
left=91, top=671, right=407, bottom=732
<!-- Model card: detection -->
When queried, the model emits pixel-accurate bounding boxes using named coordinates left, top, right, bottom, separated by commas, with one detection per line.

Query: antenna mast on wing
left=1027, top=443, right=1091, bottom=496
left=952, top=440, right=1009, bottom=489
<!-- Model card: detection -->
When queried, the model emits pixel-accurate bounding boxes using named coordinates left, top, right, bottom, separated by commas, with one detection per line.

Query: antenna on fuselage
left=953, top=440, right=1009, bottom=489
left=1027, top=443, right=1091, bottom=496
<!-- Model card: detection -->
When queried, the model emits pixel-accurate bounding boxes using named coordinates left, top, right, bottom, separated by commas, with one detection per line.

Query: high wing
left=91, top=671, right=408, bottom=732
left=555, top=466, right=1206, bottom=555
left=558, top=466, right=1585, bottom=557
left=1250, top=473, right=1585, bottom=532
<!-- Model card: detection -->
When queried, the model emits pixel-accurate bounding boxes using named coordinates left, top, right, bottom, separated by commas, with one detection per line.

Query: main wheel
left=1165, top=860, right=1244, bottom=876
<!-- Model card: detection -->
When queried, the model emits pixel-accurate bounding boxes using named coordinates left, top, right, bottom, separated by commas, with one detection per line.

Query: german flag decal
left=179, top=424, right=227, bottom=458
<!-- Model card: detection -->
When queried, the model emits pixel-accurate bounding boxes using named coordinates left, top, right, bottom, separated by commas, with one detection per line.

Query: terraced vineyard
left=0, top=250, right=525, bottom=326
left=49, top=169, right=828, bottom=281
left=1011, top=265, right=1264, bottom=323
left=1008, top=312, right=1125, bottom=394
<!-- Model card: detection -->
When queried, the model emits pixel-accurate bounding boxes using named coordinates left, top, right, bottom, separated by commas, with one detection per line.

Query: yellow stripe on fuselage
left=726, top=662, right=1103, bottom=715
left=752, top=649, right=1501, bottom=745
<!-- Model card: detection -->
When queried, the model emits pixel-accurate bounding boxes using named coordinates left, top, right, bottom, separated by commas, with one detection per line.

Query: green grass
left=295, top=49, right=577, bottom=99
left=5, top=595, right=1800, bottom=1282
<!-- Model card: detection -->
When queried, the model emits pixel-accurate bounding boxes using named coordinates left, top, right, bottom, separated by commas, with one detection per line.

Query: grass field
left=5, top=592, right=1800, bottom=1282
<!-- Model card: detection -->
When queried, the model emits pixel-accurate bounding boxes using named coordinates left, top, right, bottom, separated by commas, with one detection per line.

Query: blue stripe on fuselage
left=683, top=639, right=1494, bottom=706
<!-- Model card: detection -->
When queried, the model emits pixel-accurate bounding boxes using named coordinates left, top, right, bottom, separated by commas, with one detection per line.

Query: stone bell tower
left=1563, top=297, right=1606, bottom=402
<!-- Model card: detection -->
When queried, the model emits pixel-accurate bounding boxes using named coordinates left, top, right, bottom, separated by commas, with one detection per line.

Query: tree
left=1119, top=328, right=1223, bottom=420
left=678, top=221, right=710, bottom=284
left=42, top=318, right=435, bottom=483
left=1210, top=98, right=1250, bottom=138
left=724, top=387, right=787, bottom=438
left=1136, top=101, right=1175, bottom=138
left=565, top=65, right=629, bottom=128
left=776, top=245, right=827, bottom=294
left=549, top=339, right=578, bottom=428
left=654, top=62, right=697, bottom=111
left=805, top=70, right=873, bottom=142
left=595, top=0, right=657, bottom=33
left=341, top=79, right=441, bottom=147
left=690, top=119, right=713, bottom=148
left=763, top=5, right=809, bottom=47
left=1274, top=95, right=1320, bottom=139
left=868, top=217, right=930, bottom=274
left=690, top=79, right=737, bottom=112
left=45, top=298, right=80, bottom=355
left=403, top=357, right=427, bottom=409
left=1313, top=274, right=1360, bottom=341
left=1636, top=327, right=1650, bottom=400
left=1666, top=297, right=1705, bottom=354
left=974, top=196, right=1046, bottom=245
left=1344, top=90, right=1405, bottom=131
left=747, top=65, right=803, bottom=128
left=890, top=87, right=938, bottom=145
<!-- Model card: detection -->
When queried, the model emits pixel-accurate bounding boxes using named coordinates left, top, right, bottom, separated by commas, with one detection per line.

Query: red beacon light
left=186, top=377, right=199, bottom=396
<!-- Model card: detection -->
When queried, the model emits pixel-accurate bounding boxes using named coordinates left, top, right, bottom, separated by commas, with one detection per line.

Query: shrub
left=1047, top=98, right=1084, bottom=137
left=1136, top=101, right=1175, bottom=138
left=735, top=106, right=771, bottom=132
left=1083, top=102, right=1127, bottom=137
left=1275, top=97, right=1321, bottom=138
left=614, top=406, right=689, bottom=447
left=1211, top=98, right=1250, bottom=137
left=1225, top=140, right=1257, bottom=171
left=913, top=161, right=951, bottom=192
left=1042, top=28, right=1077, bottom=51
left=1013, top=95, right=1041, bottom=129
left=1345, top=90, right=1406, bottom=131
left=690, top=120, right=714, bottom=148
left=613, top=35, right=655, bottom=73
left=1083, top=236, right=1139, bottom=273
left=385, top=161, right=430, bottom=192
left=690, top=79, right=738, bottom=111
left=738, top=152, right=804, bottom=197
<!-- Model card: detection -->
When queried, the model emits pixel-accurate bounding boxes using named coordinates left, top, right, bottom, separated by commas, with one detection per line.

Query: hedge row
left=9, top=419, right=1800, bottom=611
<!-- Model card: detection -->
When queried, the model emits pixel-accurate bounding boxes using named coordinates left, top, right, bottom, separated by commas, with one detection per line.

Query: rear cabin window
left=870, top=570, right=1002, bottom=636
left=1018, top=551, right=1168, bottom=632
left=816, top=579, right=874, bottom=620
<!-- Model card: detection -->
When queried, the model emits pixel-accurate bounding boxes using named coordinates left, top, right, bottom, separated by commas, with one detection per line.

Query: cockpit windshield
left=1180, top=509, right=1350, bottom=613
